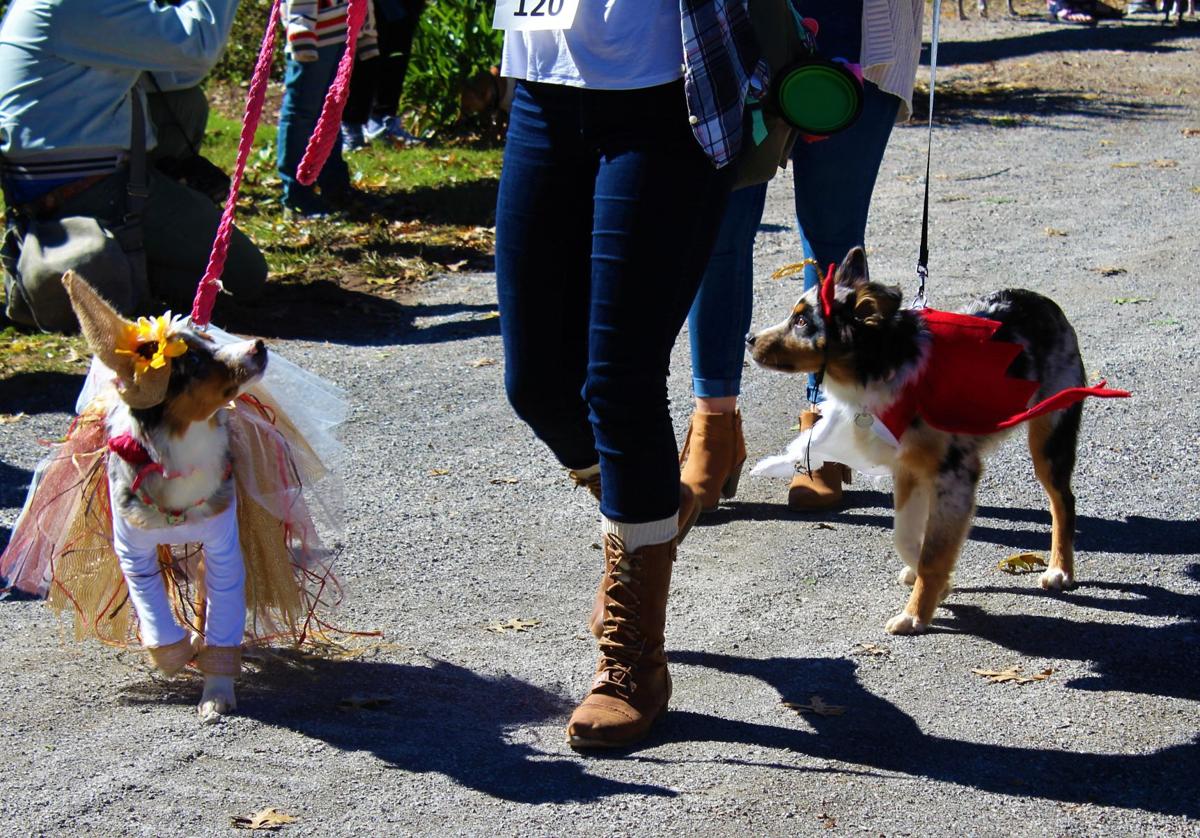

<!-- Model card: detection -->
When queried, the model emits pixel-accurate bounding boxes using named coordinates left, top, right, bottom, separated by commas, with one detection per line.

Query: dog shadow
left=120, top=653, right=672, bottom=804
left=665, top=649, right=1200, bottom=818
left=948, top=564, right=1200, bottom=700
left=711, top=493, right=1200, bottom=556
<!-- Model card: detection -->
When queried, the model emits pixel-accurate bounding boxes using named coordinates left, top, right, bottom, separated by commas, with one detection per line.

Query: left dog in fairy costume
left=66, top=271, right=266, bottom=719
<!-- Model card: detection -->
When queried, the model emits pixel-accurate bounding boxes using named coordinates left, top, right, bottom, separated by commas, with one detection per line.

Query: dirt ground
left=2, top=9, right=1199, bottom=837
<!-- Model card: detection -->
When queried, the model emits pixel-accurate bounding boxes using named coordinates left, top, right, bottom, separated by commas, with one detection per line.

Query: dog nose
left=252, top=339, right=266, bottom=355
left=744, top=332, right=756, bottom=347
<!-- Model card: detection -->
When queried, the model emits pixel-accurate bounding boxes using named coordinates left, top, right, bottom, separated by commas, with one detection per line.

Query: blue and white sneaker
left=340, top=122, right=368, bottom=153
left=364, top=115, right=423, bottom=147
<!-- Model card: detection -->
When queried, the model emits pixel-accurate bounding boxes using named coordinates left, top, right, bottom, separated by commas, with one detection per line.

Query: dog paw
left=198, top=675, right=237, bottom=724
left=885, top=612, right=928, bottom=635
left=1039, top=567, right=1075, bottom=591
left=897, top=567, right=917, bottom=587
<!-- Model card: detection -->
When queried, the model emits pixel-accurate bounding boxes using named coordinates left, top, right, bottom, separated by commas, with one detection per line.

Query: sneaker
left=341, top=122, right=368, bottom=153
left=364, top=115, right=423, bottom=147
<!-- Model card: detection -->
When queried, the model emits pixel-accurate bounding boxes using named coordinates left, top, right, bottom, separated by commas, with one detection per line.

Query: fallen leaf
left=1183, top=128, right=1200, bottom=138
left=337, top=693, right=393, bottom=711
left=469, top=357, right=497, bottom=368
left=972, top=666, right=1053, bottom=685
left=1089, top=266, right=1127, bottom=277
left=1152, top=159, right=1178, bottom=168
left=772, top=259, right=819, bottom=280
left=486, top=618, right=542, bottom=634
left=817, top=812, right=837, bottom=829
left=812, top=522, right=835, bottom=531
left=429, top=468, right=450, bottom=476
left=231, top=807, right=299, bottom=831
left=1112, top=297, right=1151, bottom=305
left=489, top=477, right=519, bottom=485
left=445, top=259, right=469, bottom=272
left=479, top=311, right=500, bottom=320
left=997, top=552, right=1048, bottom=575
left=851, top=642, right=890, bottom=657
left=1110, top=161, right=1140, bottom=169
left=1044, top=227, right=1069, bottom=237
left=783, top=695, right=845, bottom=716
left=0, top=412, right=27, bottom=424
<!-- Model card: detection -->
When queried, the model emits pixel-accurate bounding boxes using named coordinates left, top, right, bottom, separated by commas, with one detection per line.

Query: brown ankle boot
left=569, top=534, right=674, bottom=749
left=787, top=409, right=851, bottom=511
left=568, top=467, right=602, bottom=501
left=589, top=484, right=696, bottom=639
left=679, top=410, right=747, bottom=512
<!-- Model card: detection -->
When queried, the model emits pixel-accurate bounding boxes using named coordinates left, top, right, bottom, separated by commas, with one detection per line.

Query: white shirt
left=501, top=0, right=684, bottom=90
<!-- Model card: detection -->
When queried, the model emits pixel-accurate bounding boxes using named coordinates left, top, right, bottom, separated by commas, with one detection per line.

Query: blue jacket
left=0, top=0, right=240, bottom=203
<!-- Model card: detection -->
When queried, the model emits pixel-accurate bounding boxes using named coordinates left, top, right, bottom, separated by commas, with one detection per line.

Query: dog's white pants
left=111, top=499, right=247, bottom=649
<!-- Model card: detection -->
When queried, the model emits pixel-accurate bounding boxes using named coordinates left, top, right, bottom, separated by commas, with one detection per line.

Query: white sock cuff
left=600, top=514, right=677, bottom=553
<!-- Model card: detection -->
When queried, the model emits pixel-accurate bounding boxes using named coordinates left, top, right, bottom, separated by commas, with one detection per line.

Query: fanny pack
left=2, top=92, right=149, bottom=331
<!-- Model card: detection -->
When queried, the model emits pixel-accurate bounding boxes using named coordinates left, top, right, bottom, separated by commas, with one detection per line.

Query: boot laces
left=593, top=547, right=646, bottom=700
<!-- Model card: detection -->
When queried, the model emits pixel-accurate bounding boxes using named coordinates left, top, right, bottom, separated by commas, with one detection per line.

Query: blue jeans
left=687, top=81, right=901, bottom=404
left=496, top=80, right=733, bottom=524
left=277, top=45, right=352, bottom=211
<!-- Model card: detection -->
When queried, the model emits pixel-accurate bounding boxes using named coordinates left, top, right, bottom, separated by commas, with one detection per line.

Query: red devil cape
left=877, top=309, right=1129, bottom=438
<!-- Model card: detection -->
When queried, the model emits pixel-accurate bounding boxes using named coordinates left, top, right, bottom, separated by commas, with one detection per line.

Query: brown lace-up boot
left=787, top=408, right=851, bottom=511
left=568, top=534, right=674, bottom=749
left=588, top=484, right=696, bottom=639
left=679, top=410, right=747, bottom=512
left=568, top=467, right=602, bottom=501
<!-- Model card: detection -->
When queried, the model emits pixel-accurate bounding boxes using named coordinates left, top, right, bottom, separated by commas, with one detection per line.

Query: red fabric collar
left=107, top=432, right=164, bottom=494
left=877, top=309, right=1130, bottom=438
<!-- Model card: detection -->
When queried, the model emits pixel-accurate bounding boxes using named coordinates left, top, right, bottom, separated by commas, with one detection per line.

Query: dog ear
left=61, top=271, right=171, bottom=408
left=852, top=283, right=902, bottom=328
left=834, top=246, right=869, bottom=288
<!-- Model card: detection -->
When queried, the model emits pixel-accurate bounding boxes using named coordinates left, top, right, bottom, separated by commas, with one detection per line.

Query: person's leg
left=146, top=84, right=208, bottom=166
left=371, top=0, right=426, bottom=120
left=567, top=82, right=733, bottom=749
left=679, top=182, right=767, bottom=510
left=495, top=81, right=598, bottom=475
left=277, top=44, right=348, bottom=213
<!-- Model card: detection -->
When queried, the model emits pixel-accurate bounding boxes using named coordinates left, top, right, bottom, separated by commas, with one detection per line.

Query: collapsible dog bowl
left=773, top=59, right=864, bottom=135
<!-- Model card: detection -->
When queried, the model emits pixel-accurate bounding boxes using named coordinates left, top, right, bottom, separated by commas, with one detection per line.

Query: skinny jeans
left=277, top=44, right=352, bottom=210
left=496, top=80, right=733, bottom=524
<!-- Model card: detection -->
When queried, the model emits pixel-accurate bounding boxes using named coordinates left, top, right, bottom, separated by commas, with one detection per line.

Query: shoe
left=340, top=122, right=368, bottom=153
left=568, top=534, right=674, bottom=749
left=365, top=115, right=423, bottom=147
left=568, top=466, right=602, bottom=501
left=679, top=410, right=747, bottom=512
left=281, top=190, right=332, bottom=219
left=786, top=409, right=851, bottom=511
left=589, top=484, right=696, bottom=639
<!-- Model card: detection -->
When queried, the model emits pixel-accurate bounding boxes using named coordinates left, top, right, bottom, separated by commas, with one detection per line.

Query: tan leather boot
left=568, top=534, right=674, bottom=749
left=589, top=483, right=696, bottom=639
left=679, top=410, right=747, bottom=512
left=787, top=409, right=851, bottom=511
left=568, top=467, right=602, bottom=501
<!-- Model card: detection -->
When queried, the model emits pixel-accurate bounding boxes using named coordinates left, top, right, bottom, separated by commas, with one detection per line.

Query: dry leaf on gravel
left=997, top=552, right=1047, bottom=575
left=479, top=311, right=500, bottom=320
left=231, top=807, right=298, bottom=830
left=771, top=259, right=819, bottom=280
left=469, top=357, right=497, bottom=368
left=0, top=412, right=27, bottom=424
left=1110, top=161, right=1140, bottom=169
left=1044, top=227, right=1069, bottom=237
left=486, top=618, right=542, bottom=634
left=1152, top=159, right=1178, bottom=168
left=811, top=522, right=836, bottom=531
left=972, top=666, right=1053, bottom=685
left=783, top=695, right=845, bottom=716
left=1183, top=128, right=1200, bottom=137
left=489, top=477, right=519, bottom=485
left=1089, top=266, right=1126, bottom=277
left=429, top=468, right=450, bottom=476
left=1113, top=297, right=1151, bottom=305
left=445, top=259, right=469, bottom=272
left=851, top=642, right=890, bottom=657
left=337, top=693, right=393, bottom=711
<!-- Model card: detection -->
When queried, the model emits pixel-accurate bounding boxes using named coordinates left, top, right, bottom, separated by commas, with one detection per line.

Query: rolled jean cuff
left=806, top=379, right=824, bottom=405
left=692, top=375, right=742, bottom=400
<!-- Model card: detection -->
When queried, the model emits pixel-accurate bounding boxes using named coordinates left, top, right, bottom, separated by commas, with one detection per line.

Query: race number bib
left=493, top=0, right=580, bottom=31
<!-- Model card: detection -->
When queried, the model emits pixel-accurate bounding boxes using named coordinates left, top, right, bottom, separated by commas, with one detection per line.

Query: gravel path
left=2, top=14, right=1198, bottom=837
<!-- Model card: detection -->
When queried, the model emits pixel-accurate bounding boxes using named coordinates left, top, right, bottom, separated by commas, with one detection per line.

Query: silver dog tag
left=854, top=412, right=874, bottom=428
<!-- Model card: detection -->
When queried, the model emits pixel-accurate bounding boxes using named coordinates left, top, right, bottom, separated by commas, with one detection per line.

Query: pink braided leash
left=191, top=0, right=368, bottom=327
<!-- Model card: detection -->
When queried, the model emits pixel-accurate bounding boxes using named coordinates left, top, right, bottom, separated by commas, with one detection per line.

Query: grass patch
left=0, top=326, right=88, bottom=377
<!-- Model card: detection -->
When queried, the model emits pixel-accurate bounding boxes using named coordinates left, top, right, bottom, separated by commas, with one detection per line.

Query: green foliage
left=211, top=0, right=284, bottom=84
left=403, top=0, right=504, bottom=136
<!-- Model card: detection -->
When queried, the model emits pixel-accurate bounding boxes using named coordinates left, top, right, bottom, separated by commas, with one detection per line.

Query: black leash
left=914, top=0, right=942, bottom=310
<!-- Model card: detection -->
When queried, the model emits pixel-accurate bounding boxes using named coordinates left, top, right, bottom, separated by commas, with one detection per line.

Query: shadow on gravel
left=669, top=649, right=1200, bottom=818
left=949, top=564, right=1200, bottom=701
left=121, top=653, right=672, bottom=803
left=713, top=493, right=1200, bottom=556
left=221, top=289, right=501, bottom=346
left=0, top=371, right=84, bottom=414
left=924, top=19, right=1197, bottom=67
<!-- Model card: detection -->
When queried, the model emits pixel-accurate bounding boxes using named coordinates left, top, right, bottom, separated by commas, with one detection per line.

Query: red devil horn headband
left=820, top=263, right=836, bottom=319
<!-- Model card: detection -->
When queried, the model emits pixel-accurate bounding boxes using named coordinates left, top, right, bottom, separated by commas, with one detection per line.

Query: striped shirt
left=284, top=0, right=378, bottom=59
left=861, top=0, right=926, bottom=122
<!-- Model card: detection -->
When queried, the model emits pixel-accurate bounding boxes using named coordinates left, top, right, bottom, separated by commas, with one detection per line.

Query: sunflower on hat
left=114, top=312, right=189, bottom=378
